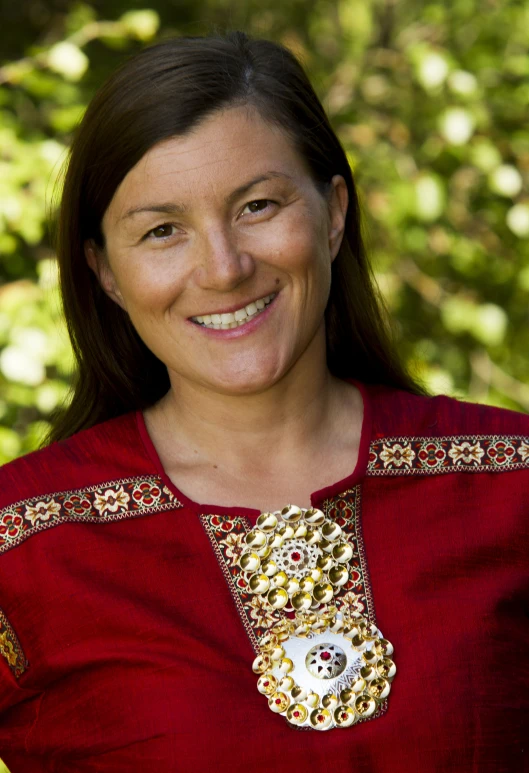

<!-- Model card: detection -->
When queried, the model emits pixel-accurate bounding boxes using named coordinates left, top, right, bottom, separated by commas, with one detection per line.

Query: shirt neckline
left=135, top=378, right=372, bottom=520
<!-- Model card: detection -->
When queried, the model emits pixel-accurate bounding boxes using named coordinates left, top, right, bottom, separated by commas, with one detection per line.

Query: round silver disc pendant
left=305, top=642, right=347, bottom=679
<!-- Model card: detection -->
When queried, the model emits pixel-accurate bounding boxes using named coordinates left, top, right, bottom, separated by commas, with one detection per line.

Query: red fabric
left=0, top=383, right=528, bottom=772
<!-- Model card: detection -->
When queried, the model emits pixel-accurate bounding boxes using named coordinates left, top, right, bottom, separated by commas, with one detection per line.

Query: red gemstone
left=291, top=551, right=301, bottom=561
left=294, top=711, right=300, bottom=718
left=317, top=714, right=325, bottom=723
left=263, top=681, right=269, bottom=687
left=275, top=698, right=282, bottom=705
left=320, top=651, right=331, bottom=661
left=341, top=712, right=348, bottom=721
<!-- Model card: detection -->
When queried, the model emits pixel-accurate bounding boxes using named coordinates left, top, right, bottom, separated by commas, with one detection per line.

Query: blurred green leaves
left=0, top=0, right=528, bottom=465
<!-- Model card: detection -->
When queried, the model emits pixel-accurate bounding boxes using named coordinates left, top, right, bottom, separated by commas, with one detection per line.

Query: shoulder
left=0, top=411, right=150, bottom=510
left=366, top=383, right=529, bottom=438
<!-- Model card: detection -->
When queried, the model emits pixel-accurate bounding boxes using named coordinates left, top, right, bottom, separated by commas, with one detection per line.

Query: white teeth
left=193, top=293, right=276, bottom=329
left=245, top=302, right=258, bottom=316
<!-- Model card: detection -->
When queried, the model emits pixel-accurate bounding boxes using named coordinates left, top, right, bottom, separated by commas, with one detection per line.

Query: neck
left=146, top=352, right=356, bottom=477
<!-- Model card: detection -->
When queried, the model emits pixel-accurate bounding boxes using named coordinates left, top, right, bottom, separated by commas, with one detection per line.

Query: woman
left=0, top=32, right=527, bottom=772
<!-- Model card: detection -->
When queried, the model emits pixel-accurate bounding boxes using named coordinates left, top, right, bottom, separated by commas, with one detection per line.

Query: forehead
left=106, top=106, right=308, bottom=220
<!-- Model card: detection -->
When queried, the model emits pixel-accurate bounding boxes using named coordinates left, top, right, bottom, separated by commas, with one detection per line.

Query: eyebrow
left=119, top=171, right=293, bottom=222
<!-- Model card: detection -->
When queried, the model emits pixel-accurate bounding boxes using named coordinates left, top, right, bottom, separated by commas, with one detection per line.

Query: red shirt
left=0, top=382, right=528, bottom=772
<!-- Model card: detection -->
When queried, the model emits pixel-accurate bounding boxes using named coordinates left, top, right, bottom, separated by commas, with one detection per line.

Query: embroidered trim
left=0, top=476, right=181, bottom=554
left=200, top=486, right=372, bottom=652
left=0, top=606, right=27, bottom=678
left=367, top=435, right=529, bottom=475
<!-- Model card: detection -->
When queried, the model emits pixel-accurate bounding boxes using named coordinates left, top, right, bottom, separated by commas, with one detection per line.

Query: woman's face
left=87, top=105, right=348, bottom=396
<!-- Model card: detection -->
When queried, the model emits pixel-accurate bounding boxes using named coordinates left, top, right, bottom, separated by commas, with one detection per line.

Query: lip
left=187, top=292, right=279, bottom=338
left=187, top=292, right=277, bottom=320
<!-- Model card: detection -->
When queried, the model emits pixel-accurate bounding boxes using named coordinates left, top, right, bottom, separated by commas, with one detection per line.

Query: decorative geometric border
left=0, top=476, right=181, bottom=554
left=0, top=606, right=27, bottom=679
left=367, top=435, right=529, bottom=475
left=199, top=486, right=372, bottom=654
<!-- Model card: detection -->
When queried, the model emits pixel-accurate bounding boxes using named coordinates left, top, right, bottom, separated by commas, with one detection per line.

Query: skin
left=86, top=105, right=364, bottom=511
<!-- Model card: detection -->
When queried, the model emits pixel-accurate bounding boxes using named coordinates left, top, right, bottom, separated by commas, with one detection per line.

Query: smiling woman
left=0, top=31, right=527, bottom=773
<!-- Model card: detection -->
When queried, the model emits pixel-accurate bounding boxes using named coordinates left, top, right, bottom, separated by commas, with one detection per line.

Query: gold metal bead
left=322, top=521, right=343, bottom=542
left=291, top=591, right=312, bottom=611
left=269, top=645, right=285, bottom=662
left=278, top=657, right=294, bottom=674
left=257, top=673, right=278, bottom=695
left=322, top=693, right=338, bottom=710
left=309, top=708, right=332, bottom=730
left=332, top=541, right=354, bottom=563
left=310, top=566, right=324, bottom=582
left=280, top=505, right=302, bottom=523
left=254, top=544, right=272, bottom=558
left=319, top=538, right=334, bottom=554
left=305, top=528, right=321, bottom=546
left=291, top=684, right=308, bottom=702
left=259, top=633, right=279, bottom=651
left=286, top=703, right=308, bottom=725
left=328, top=566, right=349, bottom=587
left=304, top=508, right=325, bottom=526
left=256, top=512, right=279, bottom=532
left=329, top=616, right=345, bottom=634
left=239, top=551, right=261, bottom=572
left=340, top=688, right=355, bottom=706
left=252, top=653, right=272, bottom=674
left=310, top=617, right=327, bottom=634
left=294, top=522, right=308, bottom=538
left=268, top=533, right=284, bottom=549
left=316, top=555, right=333, bottom=571
left=313, top=582, right=334, bottom=604
left=279, top=675, right=294, bottom=691
left=374, top=638, right=394, bottom=657
left=271, top=571, right=288, bottom=588
left=285, top=577, right=300, bottom=595
left=268, top=691, right=290, bottom=713
left=349, top=634, right=367, bottom=651
left=354, top=693, right=376, bottom=718
left=277, top=524, right=295, bottom=540
left=260, top=558, right=278, bottom=577
left=245, top=530, right=267, bottom=549
left=377, top=658, right=397, bottom=679
left=360, top=665, right=376, bottom=681
left=294, top=621, right=312, bottom=637
left=306, top=691, right=320, bottom=708
left=351, top=677, right=366, bottom=693
left=334, top=705, right=356, bottom=727
left=362, top=647, right=378, bottom=664
left=273, top=619, right=295, bottom=640
left=368, top=677, right=390, bottom=701
left=299, top=575, right=315, bottom=593
left=249, top=573, right=271, bottom=594
left=267, top=587, right=289, bottom=609
left=358, top=621, right=379, bottom=641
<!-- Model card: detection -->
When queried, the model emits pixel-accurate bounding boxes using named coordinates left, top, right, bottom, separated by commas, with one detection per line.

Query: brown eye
left=149, top=224, right=175, bottom=239
left=244, top=200, right=273, bottom=215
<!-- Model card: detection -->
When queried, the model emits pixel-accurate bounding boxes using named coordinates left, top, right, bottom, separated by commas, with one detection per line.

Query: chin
left=201, top=366, right=286, bottom=396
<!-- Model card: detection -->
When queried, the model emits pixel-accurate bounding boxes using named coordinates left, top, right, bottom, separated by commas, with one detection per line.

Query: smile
left=191, top=294, right=277, bottom=329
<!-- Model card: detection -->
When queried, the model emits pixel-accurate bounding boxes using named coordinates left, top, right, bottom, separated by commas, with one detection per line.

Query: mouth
left=190, top=293, right=277, bottom=330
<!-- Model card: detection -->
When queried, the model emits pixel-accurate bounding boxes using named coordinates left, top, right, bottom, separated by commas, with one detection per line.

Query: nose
left=194, top=224, right=255, bottom=291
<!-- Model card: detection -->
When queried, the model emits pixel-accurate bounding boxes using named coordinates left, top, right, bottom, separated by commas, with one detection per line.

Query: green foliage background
left=1, top=0, right=528, bottom=467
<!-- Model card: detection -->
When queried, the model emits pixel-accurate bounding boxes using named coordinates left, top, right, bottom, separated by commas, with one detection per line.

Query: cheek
left=116, top=255, right=187, bottom=312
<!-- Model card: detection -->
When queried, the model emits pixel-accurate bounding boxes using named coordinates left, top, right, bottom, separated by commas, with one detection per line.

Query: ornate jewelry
left=238, top=505, right=396, bottom=731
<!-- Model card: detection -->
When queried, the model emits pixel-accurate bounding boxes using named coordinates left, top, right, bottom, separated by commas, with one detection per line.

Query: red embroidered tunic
left=0, top=382, right=528, bottom=772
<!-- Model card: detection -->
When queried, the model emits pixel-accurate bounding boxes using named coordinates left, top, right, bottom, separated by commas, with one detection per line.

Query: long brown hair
left=48, top=31, right=424, bottom=445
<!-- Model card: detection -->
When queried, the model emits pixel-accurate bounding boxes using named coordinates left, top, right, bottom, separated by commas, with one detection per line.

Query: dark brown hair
left=48, top=31, right=424, bottom=444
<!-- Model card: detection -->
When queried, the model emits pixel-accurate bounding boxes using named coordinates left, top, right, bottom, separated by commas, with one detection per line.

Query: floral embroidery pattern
left=368, top=435, right=529, bottom=475
left=0, top=607, right=27, bottom=678
left=0, top=477, right=181, bottom=554
left=200, top=486, right=371, bottom=653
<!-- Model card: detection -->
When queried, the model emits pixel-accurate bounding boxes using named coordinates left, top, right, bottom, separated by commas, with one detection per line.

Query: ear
left=84, top=240, right=127, bottom=311
left=327, top=175, right=349, bottom=262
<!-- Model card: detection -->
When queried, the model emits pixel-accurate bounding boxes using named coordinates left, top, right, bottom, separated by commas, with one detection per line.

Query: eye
left=146, top=224, right=176, bottom=240
left=241, top=199, right=276, bottom=216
